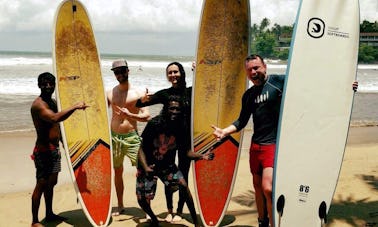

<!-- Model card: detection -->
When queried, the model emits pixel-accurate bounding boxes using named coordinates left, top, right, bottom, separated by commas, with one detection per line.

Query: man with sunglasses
left=107, top=59, right=151, bottom=216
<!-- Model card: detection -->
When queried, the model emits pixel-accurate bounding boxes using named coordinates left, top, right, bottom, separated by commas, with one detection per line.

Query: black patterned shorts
left=136, top=164, right=184, bottom=200
left=33, top=147, right=61, bottom=180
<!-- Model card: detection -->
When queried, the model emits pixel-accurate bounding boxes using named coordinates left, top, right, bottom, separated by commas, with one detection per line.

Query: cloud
left=360, top=0, right=378, bottom=22
left=250, top=0, right=299, bottom=26
left=0, top=0, right=202, bottom=32
left=0, top=0, right=376, bottom=55
left=88, top=0, right=202, bottom=32
left=250, top=0, right=377, bottom=26
left=1, top=0, right=375, bottom=32
left=0, top=0, right=55, bottom=31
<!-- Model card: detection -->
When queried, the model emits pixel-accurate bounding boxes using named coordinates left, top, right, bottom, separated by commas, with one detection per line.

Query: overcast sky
left=0, top=0, right=376, bottom=56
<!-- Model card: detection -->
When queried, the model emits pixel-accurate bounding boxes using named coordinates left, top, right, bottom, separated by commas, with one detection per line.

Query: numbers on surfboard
left=298, top=184, right=310, bottom=203
left=299, top=185, right=310, bottom=193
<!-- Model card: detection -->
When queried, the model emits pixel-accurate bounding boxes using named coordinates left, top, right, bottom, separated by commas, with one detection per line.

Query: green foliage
left=276, top=49, right=289, bottom=59
left=251, top=18, right=378, bottom=63
left=253, top=33, right=277, bottom=58
left=360, top=20, right=378, bottom=33
left=359, top=44, right=378, bottom=63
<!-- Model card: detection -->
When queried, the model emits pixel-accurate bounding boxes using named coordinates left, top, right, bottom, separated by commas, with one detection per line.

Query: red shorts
left=249, top=143, right=276, bottom=175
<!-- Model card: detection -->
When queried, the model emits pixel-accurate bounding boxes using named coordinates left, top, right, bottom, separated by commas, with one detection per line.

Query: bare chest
left=112, top=90, right=139, bottom=110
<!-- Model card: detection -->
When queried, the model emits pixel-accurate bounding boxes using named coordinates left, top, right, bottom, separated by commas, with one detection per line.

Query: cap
left=111, top=59, right=128, bottom=70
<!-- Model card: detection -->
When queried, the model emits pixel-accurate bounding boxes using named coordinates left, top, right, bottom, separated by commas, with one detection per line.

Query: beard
left=41, top=88, right=55, bottom=97
left=117, top=75, right=128, bottom=83
left=251, top=72, right=266, bottom=86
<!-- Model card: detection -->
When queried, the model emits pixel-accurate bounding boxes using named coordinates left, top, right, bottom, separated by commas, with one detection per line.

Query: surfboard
left=52, top=0, right=112, bottom=226
left=192, top=0, right=250, bottom=226
left=272, top=0, right=360, bottom=226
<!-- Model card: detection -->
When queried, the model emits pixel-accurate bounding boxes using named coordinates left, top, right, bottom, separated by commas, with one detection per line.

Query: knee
left=179, top=179, right=188, bottom=188
left=137, top=195, right=144, bottom=205
left=252, top=176, right=262, bottom=189
left=165, top=186, right=173, bottom=196
left=47, top=175, right=58, bottom=187
left=137, top=196, right=150, bottom=208
left=51, top=179, right=58, bottom=187
left=262, top=183, right=272, bottom=198
left=114, top=167, right=123, bottom=175
left=114, top=168, right=124, bottom=180
left=32, top=188, right=43, bottom=201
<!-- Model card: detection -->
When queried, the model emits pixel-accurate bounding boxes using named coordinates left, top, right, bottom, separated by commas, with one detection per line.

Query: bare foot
left=31, top=222, right=44, bottom=227
left=112, top=207, right=126, bottom=216
left=172, top=214, right=182, bottom=222
left=164, top=213, right=173, bottom=222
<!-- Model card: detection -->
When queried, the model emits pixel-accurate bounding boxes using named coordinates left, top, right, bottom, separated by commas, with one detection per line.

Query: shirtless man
left=31, top=72, right=87, bottom=227
left=107, top=59, right=150, bottom=215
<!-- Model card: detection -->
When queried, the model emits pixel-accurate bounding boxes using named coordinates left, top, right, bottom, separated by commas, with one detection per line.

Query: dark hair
left=166, top=62, right=186, bottom=89
left=168, top=94, right=181, bottom=104
left=154, top=95, right=183, bottom=128
left=38, top=72, right=55, bottom=86
left=245, top=54, right=265, bottom=65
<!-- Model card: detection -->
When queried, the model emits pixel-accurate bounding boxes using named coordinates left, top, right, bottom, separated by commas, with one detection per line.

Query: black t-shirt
left=140, top=116, right=188, bottom=171
left=233, top=74, right=285, bottom=144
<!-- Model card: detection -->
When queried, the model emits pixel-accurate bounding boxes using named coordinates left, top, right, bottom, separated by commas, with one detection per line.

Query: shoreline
left=2, top=123, right=376, bottom=143
left=2, top=91, right=378, bottom=133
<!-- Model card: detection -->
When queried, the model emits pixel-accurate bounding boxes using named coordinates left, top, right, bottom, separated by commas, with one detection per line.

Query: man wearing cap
left=107, top=59, right=151, bottom=215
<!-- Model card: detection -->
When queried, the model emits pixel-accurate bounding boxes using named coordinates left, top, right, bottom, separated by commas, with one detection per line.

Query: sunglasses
left=113, top=67, right=128, bottom=75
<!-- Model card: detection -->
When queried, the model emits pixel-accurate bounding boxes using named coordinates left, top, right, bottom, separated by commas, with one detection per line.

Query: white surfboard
left=272, top=0, right=360, bottom=226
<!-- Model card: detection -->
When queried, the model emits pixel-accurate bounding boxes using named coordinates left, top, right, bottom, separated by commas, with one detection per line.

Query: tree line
left=250, top=18, right=378, bottom=63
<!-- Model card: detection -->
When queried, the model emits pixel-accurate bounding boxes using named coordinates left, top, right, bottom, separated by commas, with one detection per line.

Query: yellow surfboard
left=53, top=0, right=112, bottom=226
left=192, top=0, right=250, bottom=226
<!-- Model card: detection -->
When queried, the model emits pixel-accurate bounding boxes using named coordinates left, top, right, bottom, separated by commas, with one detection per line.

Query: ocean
left=0, top=51, right=377, bottom=133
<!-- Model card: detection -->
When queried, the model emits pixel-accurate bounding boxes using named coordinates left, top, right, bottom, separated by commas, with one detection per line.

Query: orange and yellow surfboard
left=192, top=0, right=250, bottom=226
left=53, top=0, right=112, bottom=226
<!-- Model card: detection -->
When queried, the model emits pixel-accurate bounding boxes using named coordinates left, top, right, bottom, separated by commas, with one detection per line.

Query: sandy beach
left=0, top=126, right=377, bottom=227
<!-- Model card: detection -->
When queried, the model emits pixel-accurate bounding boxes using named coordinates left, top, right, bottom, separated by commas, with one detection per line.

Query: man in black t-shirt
left=212, top=54, right=283, bottom=227
left=212, top=54, right=358, bottom=227
left=137, top=95, right=213, bottom=227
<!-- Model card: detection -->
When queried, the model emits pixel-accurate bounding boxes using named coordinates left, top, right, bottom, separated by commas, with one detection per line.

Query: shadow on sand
left=41, top=174, right=377, bottom=227
left=328, top=174, right=378, bottom=227
left=230, top=177, right=378, bottom=227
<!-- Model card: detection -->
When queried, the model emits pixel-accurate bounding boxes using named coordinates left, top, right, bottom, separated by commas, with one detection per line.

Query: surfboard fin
left=276, top=194, right=285, bottom=216
left=276, top=195, right=285, bottom=227
left=318, top=201, right=328, bottom=224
